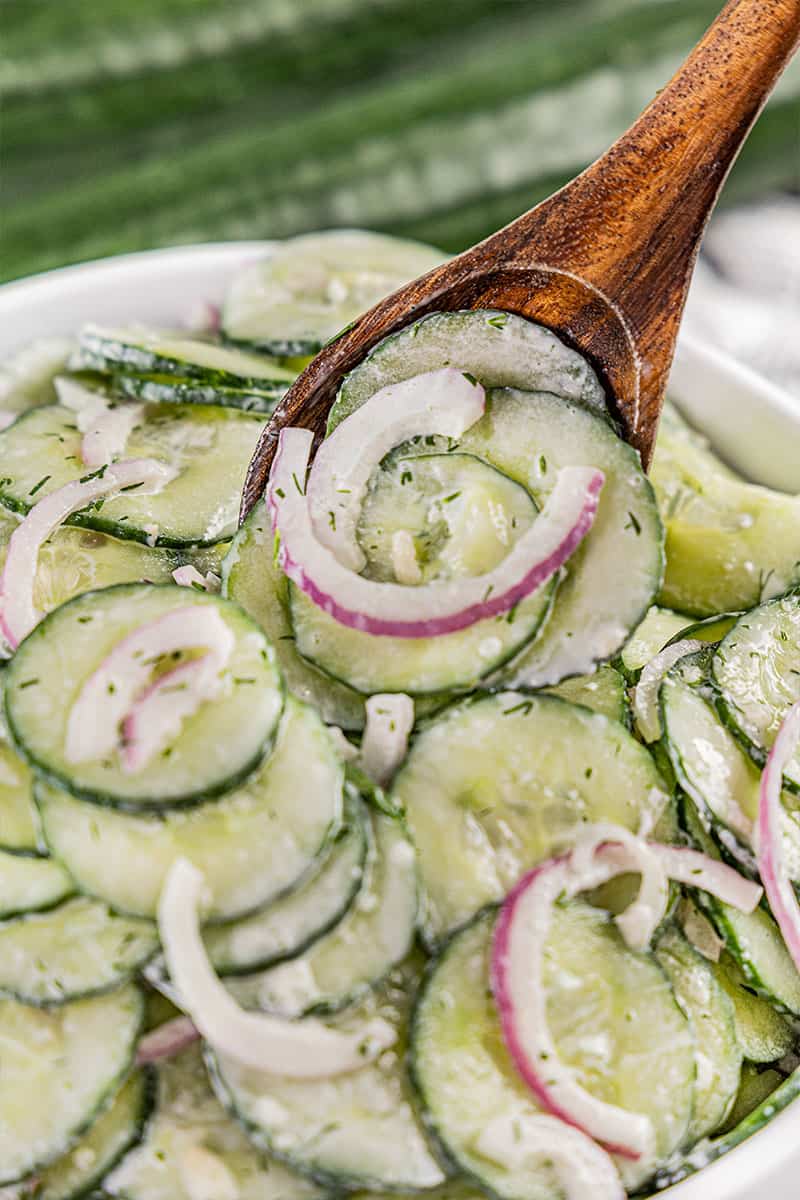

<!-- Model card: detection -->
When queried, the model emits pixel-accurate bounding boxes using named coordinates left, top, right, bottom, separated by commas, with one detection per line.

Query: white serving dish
left=0, top=243, right=798, bottom=1200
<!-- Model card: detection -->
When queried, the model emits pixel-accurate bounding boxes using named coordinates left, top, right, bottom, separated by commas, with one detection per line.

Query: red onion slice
left=757, top=702, right=800, bottom=971
left=307, top=368, right=486, bottom=572
left=632, top=639, right=703, bottom=743
left=81, top=404, right=143, bottom=468
left=360, top=693, right=414, bottom=785
left=65, top=604, right=234, bottom=768
left=492, top=828, right=762, bottom=1159
left=651, top=844, right=762, bottom=912
left=492, top=852, right=656, bottom=1160
left=159, top=858, right=397, bottom=1077
left=136, top=1015, right=199, bottom=1064
left=0, top=459, right=172, bottom=650
left=269, top=427, right=603, bottom=638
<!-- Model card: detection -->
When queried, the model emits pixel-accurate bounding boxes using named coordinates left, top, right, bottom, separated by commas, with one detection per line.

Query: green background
left=2, top=0, right=799, bottom=282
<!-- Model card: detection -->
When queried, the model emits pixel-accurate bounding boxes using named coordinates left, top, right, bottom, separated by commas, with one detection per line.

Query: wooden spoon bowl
left=242, top=0, right=800, bottom=521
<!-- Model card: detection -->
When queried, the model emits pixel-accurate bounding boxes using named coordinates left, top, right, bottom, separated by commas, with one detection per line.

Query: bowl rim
left=1, top=241, right=798, bottom=1200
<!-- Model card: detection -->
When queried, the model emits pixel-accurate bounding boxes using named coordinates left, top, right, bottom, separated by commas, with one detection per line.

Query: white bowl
left=1, top=244, right=799, bottom=1199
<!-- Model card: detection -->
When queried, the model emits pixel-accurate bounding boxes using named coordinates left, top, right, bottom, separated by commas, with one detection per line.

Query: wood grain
left=242, top=0, right=800, bottom=521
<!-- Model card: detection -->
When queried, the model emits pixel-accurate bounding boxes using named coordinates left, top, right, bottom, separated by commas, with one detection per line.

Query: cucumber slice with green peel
left=679, top=795, right=800, bottom=1016
left=113, top=371, right=290, bottom=414
left=456, top=388, right=663, bottom=688
left=104, top=1046, right=323, bottom=1200
left=0, top=1068, right=154, bottom=1200
left=6, top=584, right=285, bottom=811
left=661, top=650, right=800, bottom=875
left=222, top=230, right=444, bottom=357
left=392, top=691, right=674, bottom=944
left=209, top=959, right=446, bottom=1192
left=355, top=1183, right=485, bottom=1200
left=664, top=610, right=742, bottom=648
left=654, top=1063, right=800, bottom=1190
left=0, top=338, right=74, bottom=417
left=410, top=906, right=695, bottom=1198
left=206, top=793, right=368, bottom=976
left=655, top=927, right=741, bottom=1140
left=37, top=696, right=343, bottom=922
left=716, top=1063, right=785, bottom=1136
left=290, top=573, right=555, bottom=696
left=544, top=664, right=629, bottom=723
left=713, top=952, right=796, bottom=1063
left=0, top=848, right=73, bottom=917
left=73, top=327, right=293, bottom=390
left=290, top=443, right=557, bottom=695
left=0, top=403, right=265, bottom=547
left=0, top=898, right=158, bottom=1005
left=329, top=309, right=606, bottom=430
left=651, top=404, right=800, bottom=615
left=0, top=521, right=209, bottom=652
left=712, top=595, right=800, bottom=791
left=222, top=500, right=366, bottom=731
left=0, top=739, right=40, bottom=854
left=225, top=809, right=417, bottom=1016
left=356, top=450, right=539, bottom=585
left=619, top=605, right=694, bottom=676
left=0, top=983, right=143, bottom=1185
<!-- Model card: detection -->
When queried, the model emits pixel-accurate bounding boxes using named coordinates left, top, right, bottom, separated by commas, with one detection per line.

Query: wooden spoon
left=242, top=0, right=800, bottom=520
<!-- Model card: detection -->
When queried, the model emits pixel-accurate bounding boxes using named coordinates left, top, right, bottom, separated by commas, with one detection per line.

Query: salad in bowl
left=0, top=231, right=799, bottom=1200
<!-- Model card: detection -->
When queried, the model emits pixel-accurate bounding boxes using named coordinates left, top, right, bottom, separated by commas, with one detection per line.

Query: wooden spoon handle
left=484, top=0, right=800, bottom=386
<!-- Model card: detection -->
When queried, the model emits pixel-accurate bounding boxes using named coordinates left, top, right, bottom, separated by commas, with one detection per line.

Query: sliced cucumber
left=355, top=1182, right=485, bottom=1200
left=0, top=739, right=40, bottom=854
left=717, top=1063, right=785, bottom=1136
left=0, top=403, right=264, bottom=547
left=226, top=809, right=417, bottom=1016
left=222, top=500, right=366, bottom=731
left=1, top=1069, right=154, bottom=1200
left=0, top=898, right=157, bottom=1005
left=680, top=795, right=800, bottom=1017
left=392, top=691, right=674, bottom=943
left=113, top=370, right=290, bottom=414
left=330, top=309, right=606, bottom=429
left=459, top=388, right=662, bottom=687
left=619, top=604, right=693, bottom=675
left=411, top=906, right=695, bottom=1197
left=712, top=595, right=800, bottom=790
left=661, top=650, right=800, bottom=875
left=655, top=1064, right=800, bottom=1190
left=73, top=327, right=293, bottom=390
left=713, top=952, right=796, bottom=1063
left=37, top=696, right=343, bottom=921
left=0, top=848, right=73, bottom=917
left=290, top=445, right=557, bottom=695
left=0, top=983, right=143, bottom=1185
left=652, top=401, right=800, bottom=614
left=206, top=793, right=368, bottom=976
left=664, top=610, right=742, bottom=648
left=0, top=522, right=203, bottom=649
left=544, top=663, right=629, bottom=723
left=655, top=926, right=741, bottom=1140
left=104, top=1045, right=323, bottom=1200
left=0, top=337, right=73, bottom=416
left=223, top=230, right=444, bottom=357
left=6, top=584, right=284, bottom=810
left=209, top=959, right=446, bottom=1191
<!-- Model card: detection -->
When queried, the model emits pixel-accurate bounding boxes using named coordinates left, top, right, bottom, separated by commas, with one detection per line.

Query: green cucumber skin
left=651, top=1067, right=800, bottom=1193
left=46, top=1067, right=157, bottom=1200
left=4, top=583, right=285, bottom=813
left=112, top=373, right=285, bottom=414
left=204, top=1046, right=437, bottom=1195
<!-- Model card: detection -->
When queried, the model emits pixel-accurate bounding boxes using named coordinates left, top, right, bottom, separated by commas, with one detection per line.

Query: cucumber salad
left=0, top=229, right=800, bottom=1199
